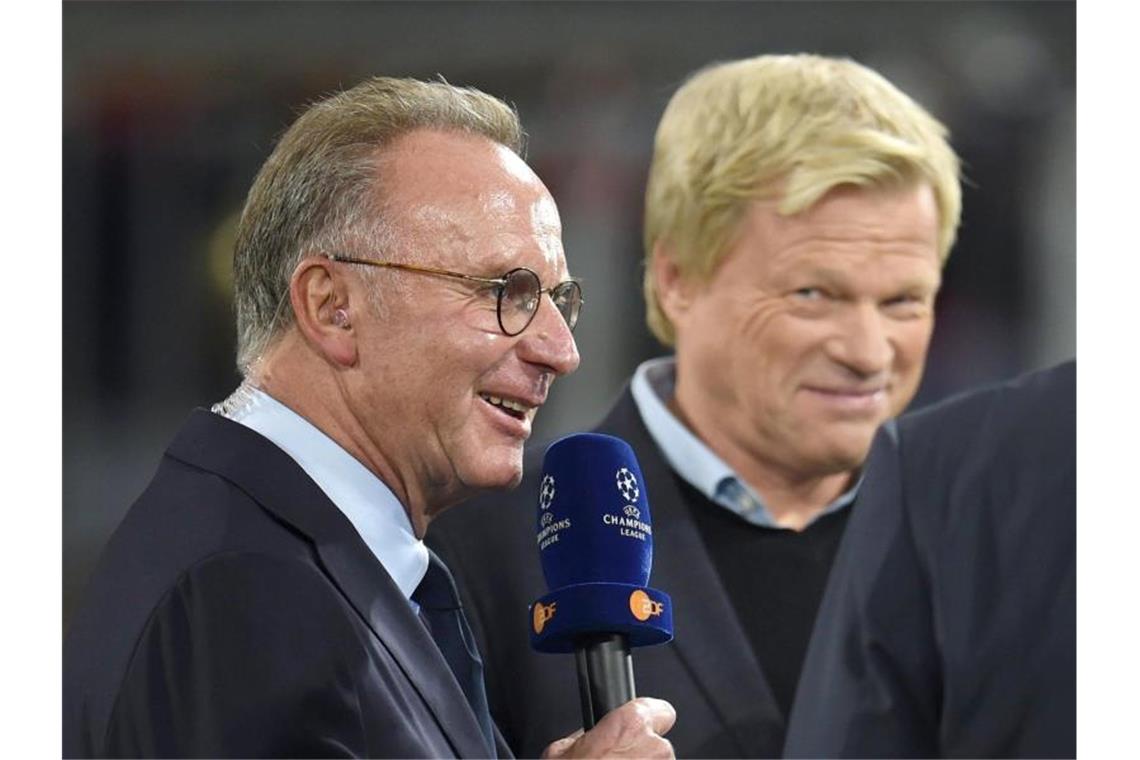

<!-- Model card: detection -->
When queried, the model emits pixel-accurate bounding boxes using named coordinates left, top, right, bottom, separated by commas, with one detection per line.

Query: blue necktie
left=412, top=552, right=497, bottom=758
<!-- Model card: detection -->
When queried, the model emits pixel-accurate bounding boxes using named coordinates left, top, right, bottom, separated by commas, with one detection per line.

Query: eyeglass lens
left=498, top=269, right=582, bottom=336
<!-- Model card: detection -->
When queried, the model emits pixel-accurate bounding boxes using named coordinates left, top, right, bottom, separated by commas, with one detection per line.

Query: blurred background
left=63, top=0, right=1075, bottom=625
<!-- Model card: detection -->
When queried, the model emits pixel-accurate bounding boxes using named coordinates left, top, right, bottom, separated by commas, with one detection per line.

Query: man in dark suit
left=784, top=361, right=1076, bottom=758
left=428, top=54, right=963, bottom=757
left=63, top=76, right=676, bottom=758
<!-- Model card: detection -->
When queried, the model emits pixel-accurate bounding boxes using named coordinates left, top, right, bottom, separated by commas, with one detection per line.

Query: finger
left=632, top=697, right=677, bottom=735
left=540, top=729, right=583, bottom=759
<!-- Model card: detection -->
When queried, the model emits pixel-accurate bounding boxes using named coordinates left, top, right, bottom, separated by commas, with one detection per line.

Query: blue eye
left=882, top=293, right=932, bottom=319
left=793, top=287, right=824, bottom=300
left=883, top=294, right=925, bottom=309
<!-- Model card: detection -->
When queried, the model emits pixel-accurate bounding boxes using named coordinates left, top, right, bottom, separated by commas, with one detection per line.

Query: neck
left=666, top=396, right=854, bottom=532
left=737, top=471, right=853, bottom=531
left=249, top=336, right=438, bottom=538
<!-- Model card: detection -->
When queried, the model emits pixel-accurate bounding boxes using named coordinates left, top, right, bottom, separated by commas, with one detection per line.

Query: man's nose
left=515, top=295, right=581, bottom=376
left=825, top=302, right=893, bottom=377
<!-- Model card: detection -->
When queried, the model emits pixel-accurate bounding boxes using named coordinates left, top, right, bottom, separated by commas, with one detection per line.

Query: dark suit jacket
left=784, top=361, right=1076, bottom=758
left=427, top=388, right=786, bottom=758
left=63, top=409, right=507, bottom=759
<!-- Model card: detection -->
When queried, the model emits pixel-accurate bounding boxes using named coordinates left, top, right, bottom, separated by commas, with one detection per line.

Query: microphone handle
left=574, top=633, right=636, bottom=729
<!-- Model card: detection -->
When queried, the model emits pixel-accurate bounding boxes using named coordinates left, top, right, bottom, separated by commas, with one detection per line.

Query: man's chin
left=806, top=431, right=876, bottom=474
left=489, top=468, right=525, bottom=491
left=460, top=456, right=525, bottom=493
left=827, top=441, right=875, bottom=473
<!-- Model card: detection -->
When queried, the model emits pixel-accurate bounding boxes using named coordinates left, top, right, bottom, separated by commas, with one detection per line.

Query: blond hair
left=643, top=54, right=961, bottom=345
left=233, top=76, right=524, bottom=373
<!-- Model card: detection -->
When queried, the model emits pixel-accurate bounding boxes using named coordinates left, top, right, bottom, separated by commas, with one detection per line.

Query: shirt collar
left=630, top=356, right=857, bottom=529
left=213, top=382, right=429, bottom=600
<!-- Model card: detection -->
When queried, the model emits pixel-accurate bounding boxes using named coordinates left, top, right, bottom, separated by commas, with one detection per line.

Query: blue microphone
left=529, top=433, right=673, bottom=728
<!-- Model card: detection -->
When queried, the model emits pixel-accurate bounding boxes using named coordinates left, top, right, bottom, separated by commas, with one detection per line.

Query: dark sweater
left=677, top=474, right=852, bottom=719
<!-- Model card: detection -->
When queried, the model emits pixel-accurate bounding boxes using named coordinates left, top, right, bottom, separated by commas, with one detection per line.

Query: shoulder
left=98, top=551, right=376, bottom=758
left=67, top=548, right=364, bottom=758
left=877, top=361, right=1075, bottom=563
left=853, top=362, right=1075, bottom=546
left=897, top=361, right=1074, bottom=464
left=142, top=551, right=361, bottom=651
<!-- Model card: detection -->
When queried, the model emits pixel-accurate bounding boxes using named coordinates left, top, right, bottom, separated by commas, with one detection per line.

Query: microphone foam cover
left=530, top=432, right=673, bottom=654
left=535, top=433, right=653, bottom=590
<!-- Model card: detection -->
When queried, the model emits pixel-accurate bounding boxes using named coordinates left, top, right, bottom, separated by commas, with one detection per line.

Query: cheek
left=743, top=310, right=831, bottom=377
left=392, top=332, right=505, bottom=410
left=729, top=294, right=791, bottom=348
left=887, top=321, right=935, bottom=408
left=449, top=334, right=519, bottom=399
left=891, top=320, right=936, bottom=372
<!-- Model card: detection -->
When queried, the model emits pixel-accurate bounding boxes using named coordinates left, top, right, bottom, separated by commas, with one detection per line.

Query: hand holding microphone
left=541, top=697, right=676, bottom=759
left=530, top=433, right=676, bottom=747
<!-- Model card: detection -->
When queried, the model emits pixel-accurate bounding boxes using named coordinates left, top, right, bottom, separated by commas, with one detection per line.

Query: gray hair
left=232, top=76, right=525, bottom=374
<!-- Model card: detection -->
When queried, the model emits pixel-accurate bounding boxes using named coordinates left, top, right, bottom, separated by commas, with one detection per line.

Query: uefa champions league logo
left=616, top=467, right=640, bottom=503
left=539, top=474, right=556, bottom=511
left=536, top=473, right=571, bottom=551
left=603, top=468, right=650, bottom=543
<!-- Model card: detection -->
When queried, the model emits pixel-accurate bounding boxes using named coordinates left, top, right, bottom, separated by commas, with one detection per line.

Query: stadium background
left=63, top=1, right=1075, bottom=623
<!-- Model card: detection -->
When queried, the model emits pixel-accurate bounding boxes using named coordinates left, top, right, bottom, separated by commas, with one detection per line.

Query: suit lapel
left=597, top=391, right=784, bottom=731
left=167, top=410, right=491, bottom=758
left=312, top=539, right=493, bottom=758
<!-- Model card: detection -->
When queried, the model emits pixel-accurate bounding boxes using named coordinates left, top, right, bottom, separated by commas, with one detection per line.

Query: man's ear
left=289, top=257, right=358, bottom=368
left=652, top=240, right=697, bottom=327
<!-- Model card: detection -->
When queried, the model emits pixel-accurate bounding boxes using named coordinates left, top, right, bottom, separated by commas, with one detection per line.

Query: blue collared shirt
left=212, top=382, right=429, bottom=601
left=630, top=356, right=857, bottom=529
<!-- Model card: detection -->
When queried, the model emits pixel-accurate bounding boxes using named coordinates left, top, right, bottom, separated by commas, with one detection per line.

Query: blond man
left=430, top=54, right=961, bottom=757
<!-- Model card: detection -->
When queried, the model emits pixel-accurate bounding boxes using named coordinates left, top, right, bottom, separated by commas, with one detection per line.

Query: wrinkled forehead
left=379, top=132, right=567, bottom=277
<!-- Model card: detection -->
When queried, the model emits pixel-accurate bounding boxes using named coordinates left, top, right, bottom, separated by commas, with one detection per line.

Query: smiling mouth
left=479, top=393, right=534, bottom=421
left=808, top=387, right=886, bottom=398
left=801, top=386, right=888, bottom=414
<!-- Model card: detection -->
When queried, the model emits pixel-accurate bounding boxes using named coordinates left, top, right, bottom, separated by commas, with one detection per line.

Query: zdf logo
left=628, top=589, right=664, bottom=621
left=532, top=601, right=557, bottom=634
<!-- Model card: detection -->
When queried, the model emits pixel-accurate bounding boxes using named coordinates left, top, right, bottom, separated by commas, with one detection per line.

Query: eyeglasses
left=329, top=254, right=583, bottom=337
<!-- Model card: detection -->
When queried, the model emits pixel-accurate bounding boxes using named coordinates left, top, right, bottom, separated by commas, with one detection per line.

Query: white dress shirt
left=213, top=382, right=429, bottom=600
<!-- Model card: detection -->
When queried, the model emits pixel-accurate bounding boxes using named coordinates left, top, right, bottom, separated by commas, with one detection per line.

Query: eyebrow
left=788, top=266, right=941, bottom=293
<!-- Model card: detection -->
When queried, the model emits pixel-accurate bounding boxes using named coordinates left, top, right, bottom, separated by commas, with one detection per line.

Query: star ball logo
left=539, top=474, right=556, bottom=511
left=532, top=601, right=557, bottom=634
left=616, top=467, right=639, bottom=503
left=629, top=589, right=665, bottom=621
